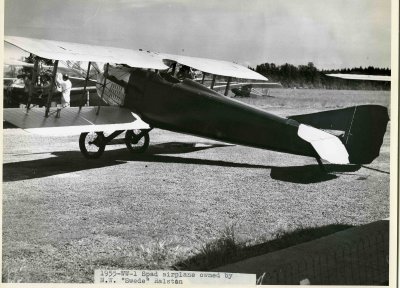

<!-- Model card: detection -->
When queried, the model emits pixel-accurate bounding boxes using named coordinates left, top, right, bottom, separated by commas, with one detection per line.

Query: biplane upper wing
left=4, top=35, right=268, bottom=136
left=5, top=36, right=168, bottom=70
left=4, top=58, right=51, bottom=68
left=162, top=54, right=267, bottom=80
left=5, top=36, right=268, bottom=81
left=326, top=73, right=391, bottom=81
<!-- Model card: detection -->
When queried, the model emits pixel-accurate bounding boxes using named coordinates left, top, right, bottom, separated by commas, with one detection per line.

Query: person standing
left=23, top=73, right=32, bottom=103
left=56, top=73, right=72, bottom=107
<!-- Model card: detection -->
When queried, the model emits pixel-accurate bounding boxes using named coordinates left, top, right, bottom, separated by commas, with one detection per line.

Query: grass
left=133, top=240, right=187, bottom=270
left=2, top=238, right=189, bottom=282
left=175, top=223, right=353, bottom=271
left=180, top=226, right=239, bottom=271
left=235, top=88, right=390, bottom=114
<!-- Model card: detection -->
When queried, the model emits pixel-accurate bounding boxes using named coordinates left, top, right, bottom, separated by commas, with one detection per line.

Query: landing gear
left=79, top=132, right=106, bottom=159
left=79, top=129, right=150, bottom=158
left=125, top=129, right=150, bottom=153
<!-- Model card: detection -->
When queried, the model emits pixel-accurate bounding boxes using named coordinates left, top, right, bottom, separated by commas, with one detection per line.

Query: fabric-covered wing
left=4, top=58, right=51, bottom=68
left=5, top=36, right=268, bottom=81
left=4, top=107, right=150, bottom=136
left=162, top=54, right=267, bottom=81
left=326, top=73, right=391, bottom=81
left=5, top=36, right=168, bottom=70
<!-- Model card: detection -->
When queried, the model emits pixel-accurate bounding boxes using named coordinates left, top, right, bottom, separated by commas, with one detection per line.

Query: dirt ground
left=2, top=89, right=391, bottom=282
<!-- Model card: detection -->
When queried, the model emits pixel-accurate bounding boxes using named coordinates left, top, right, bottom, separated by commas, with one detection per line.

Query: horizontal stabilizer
left=4, top=107, right=150, bottom=136
left=298, top=124, right=349, bottom=164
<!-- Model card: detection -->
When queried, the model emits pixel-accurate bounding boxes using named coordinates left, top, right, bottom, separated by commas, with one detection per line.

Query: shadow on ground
left=3, top=122, right=19, bottom=129
left=3, top=142, right=360, bottom=183
left=175, top=224, right=353, bottom=272
left=4, top=142, right=264, bottom=182
left=270, top=164, right=361, bottom=184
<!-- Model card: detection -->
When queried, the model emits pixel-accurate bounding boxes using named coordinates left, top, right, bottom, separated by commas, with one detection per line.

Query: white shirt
left=57, top=77, right=72, bottom=106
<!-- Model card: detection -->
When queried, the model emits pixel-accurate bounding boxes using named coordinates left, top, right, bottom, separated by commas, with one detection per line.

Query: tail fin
left=289, top=105, right=389, bottom=164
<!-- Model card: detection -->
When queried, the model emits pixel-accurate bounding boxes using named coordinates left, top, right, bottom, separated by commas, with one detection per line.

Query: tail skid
left=290, top=105, right=389, bottom=164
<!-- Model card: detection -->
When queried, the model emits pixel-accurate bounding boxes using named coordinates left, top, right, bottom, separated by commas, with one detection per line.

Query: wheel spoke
left=85, top=133, right=100, bottom=152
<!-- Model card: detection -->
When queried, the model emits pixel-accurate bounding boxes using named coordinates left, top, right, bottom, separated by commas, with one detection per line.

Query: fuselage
left=116, top=69, right=316, bottom=158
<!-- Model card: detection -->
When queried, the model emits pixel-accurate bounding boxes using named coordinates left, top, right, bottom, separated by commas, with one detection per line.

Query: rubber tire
left=79, top=132, right=106, bottom=159
left=125, top=130, right=150, bottom=153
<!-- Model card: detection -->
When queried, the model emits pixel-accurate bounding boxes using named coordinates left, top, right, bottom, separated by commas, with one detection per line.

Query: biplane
left=3, top=36, right=389, bottom=169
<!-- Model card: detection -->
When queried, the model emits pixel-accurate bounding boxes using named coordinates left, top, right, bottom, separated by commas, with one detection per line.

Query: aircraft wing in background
left=326, top=73, right=391, bottom=82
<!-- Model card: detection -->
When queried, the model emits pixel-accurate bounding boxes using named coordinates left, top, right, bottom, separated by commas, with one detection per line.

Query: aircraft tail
left=289, top=105, right=389, bottom=164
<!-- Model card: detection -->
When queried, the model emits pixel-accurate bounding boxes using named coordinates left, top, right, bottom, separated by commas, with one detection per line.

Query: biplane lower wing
left=213, top=82, right=282, bottom=91
left=3, top=107, right=150, bottom=136
left=212, top=82, right=282, bottom=97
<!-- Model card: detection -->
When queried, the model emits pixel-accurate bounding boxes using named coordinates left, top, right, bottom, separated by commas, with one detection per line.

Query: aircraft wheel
left=79, top=132, right=106, bottom=159
left=125, top=129, right=150, bottom=153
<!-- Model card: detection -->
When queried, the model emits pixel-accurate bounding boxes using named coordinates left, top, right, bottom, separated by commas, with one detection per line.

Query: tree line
left=254, top=62, right=390, bottom=90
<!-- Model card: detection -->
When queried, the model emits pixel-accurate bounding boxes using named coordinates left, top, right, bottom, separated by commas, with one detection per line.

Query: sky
left=4, top=0, right=392, bottom=69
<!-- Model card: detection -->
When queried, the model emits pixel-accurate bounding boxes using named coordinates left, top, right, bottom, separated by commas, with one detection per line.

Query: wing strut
left=45, top=60, right=59, bottom=117
left=27, top=57, right=39, bottom=111
left=97, top=63, right=109, bottom=115
left=224, top=77, right=232, bottom=96
left=80, top=61, right=92, bottom=109
left=210, top=75, right=216, bottom=90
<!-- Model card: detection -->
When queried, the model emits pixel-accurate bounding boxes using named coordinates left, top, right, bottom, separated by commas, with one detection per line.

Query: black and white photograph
left=2, top=0, right=397, bottom=285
